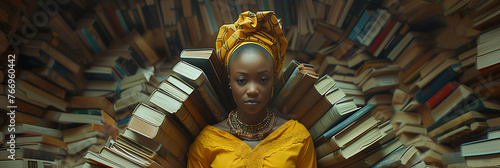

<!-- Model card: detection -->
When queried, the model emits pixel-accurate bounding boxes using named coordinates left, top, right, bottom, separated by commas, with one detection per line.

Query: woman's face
left=229, top=51, right=274, bottom=115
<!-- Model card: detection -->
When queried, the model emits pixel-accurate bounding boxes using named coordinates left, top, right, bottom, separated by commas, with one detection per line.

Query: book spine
left=102, top=3, right=126, bottom=36
left=309, top=105, right=342, bottom=140
left=174, top=105, right=202, bottom=137
left=316, top=138, right=340, bottom=159
left=150, top=128, right=185, bottom=162
left=21, top=148, right=56, bottom=161
left=274, top=60, right=300, bottom=98
left=299, top=94, right=335, bottom=129
left=425, top=81, right=460, bottom=109
left=37, top=42, right=80, bottom=74
left=271, top=67, right=302, bottom=112
left=367, top=21, right=395, bottom=53
left=323, top=102, right=374, bottom=139
left=197, top=81, right=228, bottom=122
left=36, top=68, right=77, bottom=93
left=348, top=10, right=371, bottom=40
left=183, top=96, right=208, bottom=129
left=282, top=73, right=317, bottom=117
left=415, top=66, right=459, bottom=103
left=157, top=115, right=191, bottom=150
left=318, top=149, right=346, bottom=168
left=81, top=28, right=102, bottom=54
left=93, top=17, right=112, bottom=46
left=115, top=9, right=130, bottom=34
left=427, top=100, right=486, bottom=132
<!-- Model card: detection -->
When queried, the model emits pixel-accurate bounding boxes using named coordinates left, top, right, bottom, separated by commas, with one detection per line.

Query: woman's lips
left=244, top=100, right=260, bottom=105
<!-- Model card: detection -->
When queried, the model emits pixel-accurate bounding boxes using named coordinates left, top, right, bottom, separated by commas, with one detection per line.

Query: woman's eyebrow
left=258, top=70, right=271, bottom=74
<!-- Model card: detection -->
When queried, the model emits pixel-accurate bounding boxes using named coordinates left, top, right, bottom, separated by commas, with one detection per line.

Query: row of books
left=302, top=0, right=500, bottom=167
left=81, top=48, right=239, bottom=167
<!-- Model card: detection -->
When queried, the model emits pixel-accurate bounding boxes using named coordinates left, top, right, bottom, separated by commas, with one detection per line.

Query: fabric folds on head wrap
left=216, top=11, right=288, bottom=78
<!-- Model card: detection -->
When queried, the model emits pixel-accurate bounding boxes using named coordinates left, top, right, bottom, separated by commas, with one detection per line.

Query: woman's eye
left=237, top=78, right=246, bottom=84
left=260, top=77, right=269, bottom=83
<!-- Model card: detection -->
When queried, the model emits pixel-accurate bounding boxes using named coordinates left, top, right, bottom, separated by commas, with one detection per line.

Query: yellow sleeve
left=296, top=135, right=318, bottom=168
left=187, top=139, right=212, bottom=168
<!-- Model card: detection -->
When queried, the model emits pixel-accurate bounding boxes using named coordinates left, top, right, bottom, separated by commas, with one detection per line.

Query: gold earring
left=229, top=83, right=231, bottom=90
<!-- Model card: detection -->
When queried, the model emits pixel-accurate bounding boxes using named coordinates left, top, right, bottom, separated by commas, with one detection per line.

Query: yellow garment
left=187, top=120, right=317, bottom=168
left=215, top=11, right=288, bottom=78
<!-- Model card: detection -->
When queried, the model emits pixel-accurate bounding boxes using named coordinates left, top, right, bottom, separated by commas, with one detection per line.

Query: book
left=114, top=92, right=152, bottom=112
left=149, top=89, right=201, bottom=137
left=299, top=87, right=347, bottom=129
left=429, top=99, right=500, bottom=132
left=120, top=72, right=160, bottom=91
left=309, top=98, right=359, bottom=140
left=98, top=146, right=143, bottom=168
left=465, top=152, right=500, bottom=167
left=16, top=135, right=66, bottom=148
left=62, top=123, right=105, bottom=141
left=44, top=110, right=103, bottom=125
left=461, top=136, right=500, bottom=157
left=370, top=145, right=420, bottom=168
left=158, top=80, right=208, bottom=128
left=180, top=48, right=234, bottom=111
left=430, top=84, right=474, bottom=122
left=16, top=79, right=68, bottom=111
left=23, top=40, right=81, bottom=74
left=390, top=112, right=421, bottom=126
left=315, top=113, right=379, bottom=158
left=126, top=115, right=187, bottom=162
left=345, top=138, right=404, bottom=168
left=83, top=151, right=125, bottom=167
left=0, top=159, right=59, bottom=168
left=67, top=137, right=104, bottom=155
left=415, top=64, right=462, bottom=103
left=0, top=148, right=55, bottom=161
left=7, top=123, right=62, bottom=139
left=288, top=75, right=335, bottom=120
left=68, top=96, right=116, bottom=119
left=274, top=64, right=318, bottom=116
left=360, top=74, right=399, bottom=94
left=437, top=122, right=488, bottom=144
left=317, top=123, right=387, bottom=167
left=16, top=144, right=67, bottom=156
left=315, top=102, right=375, bottom=145
left=132, top=103, right=191, bottom=149
left=18, top=70, right=67, bottom=99
left=173, top=61, right=228, bottom=122
left=425, top=81, right=460, bottom=109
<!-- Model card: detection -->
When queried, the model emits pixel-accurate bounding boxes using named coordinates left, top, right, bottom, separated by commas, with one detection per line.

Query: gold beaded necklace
left=227, top=108, right=277, bottom=141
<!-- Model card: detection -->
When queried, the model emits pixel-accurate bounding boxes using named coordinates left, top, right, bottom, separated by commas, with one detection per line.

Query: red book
left=101, top=2, right=125, bottom=37
left=425, top=81, right=460, bottom=109
left=367, top=21, right=395, bottom=53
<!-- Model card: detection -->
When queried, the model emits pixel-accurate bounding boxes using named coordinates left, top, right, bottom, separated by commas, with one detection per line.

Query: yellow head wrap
left=216, top=11, right=288, bottom=78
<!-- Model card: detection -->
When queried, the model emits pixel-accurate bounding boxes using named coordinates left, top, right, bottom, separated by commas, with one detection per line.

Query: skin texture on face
left=229, top=48, right=274, bottom=125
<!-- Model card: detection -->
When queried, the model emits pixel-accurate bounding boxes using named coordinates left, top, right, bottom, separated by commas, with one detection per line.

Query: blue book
left=81, top=28, right=102, bottom=54
left=348, top=11, right=372, bottom=41
left=461, top=136, right=500, bottom=157
left=427, top=99, right=500, bottom=132
left=415, top=64, right=461, bottom=103
left=370, top=145, right=414, bottom=168
left=315, top=102, right=375, bottom=145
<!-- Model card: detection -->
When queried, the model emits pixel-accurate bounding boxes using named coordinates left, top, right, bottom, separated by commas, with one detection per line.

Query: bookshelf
left=1, top=0, right=500, bottom=167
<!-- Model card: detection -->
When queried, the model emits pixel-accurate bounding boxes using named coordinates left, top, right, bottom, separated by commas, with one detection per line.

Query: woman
left=187, top=11, right=317, bottom=168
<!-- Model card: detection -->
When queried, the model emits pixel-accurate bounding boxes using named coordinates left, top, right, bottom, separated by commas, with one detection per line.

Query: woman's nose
left=246, top=82, right=259, bottom=97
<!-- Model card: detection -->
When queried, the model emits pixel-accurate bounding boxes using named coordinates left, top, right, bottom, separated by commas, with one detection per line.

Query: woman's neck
left=236, top=107, right=268, bottom=125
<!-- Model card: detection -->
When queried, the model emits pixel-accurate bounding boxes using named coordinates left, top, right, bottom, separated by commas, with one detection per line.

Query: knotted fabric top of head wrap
left=216, top=11, right=288, bottom=78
